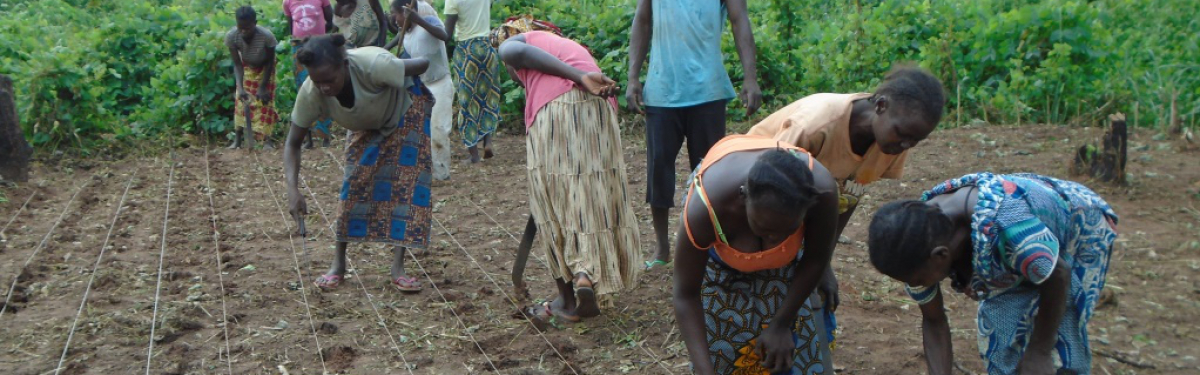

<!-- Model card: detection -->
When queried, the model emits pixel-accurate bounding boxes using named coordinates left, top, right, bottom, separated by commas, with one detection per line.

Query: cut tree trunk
left=1071, top=113, right=1127, bottom=184
left=0, top=74, right=33, bottom=182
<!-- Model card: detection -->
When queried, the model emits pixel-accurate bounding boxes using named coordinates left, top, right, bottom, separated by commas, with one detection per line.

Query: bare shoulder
left=682, top=185, right=716, bottom=247
left=807, top=157, right=839, bottom=196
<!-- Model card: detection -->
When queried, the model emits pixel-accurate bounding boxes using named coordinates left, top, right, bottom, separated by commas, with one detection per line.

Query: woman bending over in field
left=226, top=6, right=280, bottom=149
left=493, top=18, right=642, bottom=323
left=284, top=34, right=434, bottom=292
left=740, top=65, right=946, bottom=352
left=674, top=135, right=840, bottom=374
left=868, top=173, right=1117, bottom=375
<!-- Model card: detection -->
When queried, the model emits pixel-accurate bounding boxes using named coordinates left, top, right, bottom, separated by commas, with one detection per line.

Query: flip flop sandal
left=392, top=275, right=423, bottom=293
left=524, top=301, right=580, bottom=323
left=644, top=259, right=671, bottom=271
left=313, top=274, right=342, bottom=290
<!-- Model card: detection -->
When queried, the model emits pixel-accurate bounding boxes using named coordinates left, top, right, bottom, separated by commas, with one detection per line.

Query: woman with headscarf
left=493, top=19, right=642, bottom=322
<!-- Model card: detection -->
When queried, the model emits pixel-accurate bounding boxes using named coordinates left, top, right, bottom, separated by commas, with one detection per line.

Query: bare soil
left=0, top=124, right=1197, bottom=374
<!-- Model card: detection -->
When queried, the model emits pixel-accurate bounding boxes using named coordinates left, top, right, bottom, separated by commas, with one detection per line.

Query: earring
left=739, top=185, right=746, bottom=195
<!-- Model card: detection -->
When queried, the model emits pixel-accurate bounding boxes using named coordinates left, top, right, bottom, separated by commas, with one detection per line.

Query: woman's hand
left=579, top=72, right=619, bottom=97
left=755, top=325, right=796, bottom=374
left=237, top=87, right=249, bottom=102
left=256, top=88, right=271, bottom=103
left=288, top=192, right=308, bottom=222
left=1017, top=350, right=1055, bottom=375
left=818, top=268, right=840, bottom=312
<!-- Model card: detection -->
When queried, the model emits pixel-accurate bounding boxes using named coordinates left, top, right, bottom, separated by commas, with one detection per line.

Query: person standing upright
left=444, top=0, right=500, bottom=163
left=283, top=0, right=335, bottom=148
left=627, top=0, right=763, bottom=270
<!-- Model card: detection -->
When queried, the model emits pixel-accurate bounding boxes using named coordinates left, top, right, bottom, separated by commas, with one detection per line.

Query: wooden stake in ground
left=0, top=74, right=33, bottom=182
left=1071, top=113, right=1127, bottom=183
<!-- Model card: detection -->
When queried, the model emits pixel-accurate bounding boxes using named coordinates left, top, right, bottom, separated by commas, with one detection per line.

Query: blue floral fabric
left=905, top=173, right=1117, bottom=374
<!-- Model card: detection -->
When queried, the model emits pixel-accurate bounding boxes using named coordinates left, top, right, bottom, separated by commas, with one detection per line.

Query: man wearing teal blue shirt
left=627, top=0, right=762, bottom=269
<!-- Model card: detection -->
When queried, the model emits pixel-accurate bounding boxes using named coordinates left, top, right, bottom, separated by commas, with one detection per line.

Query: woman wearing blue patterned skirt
left=868, top=173, right=1118, bottom=375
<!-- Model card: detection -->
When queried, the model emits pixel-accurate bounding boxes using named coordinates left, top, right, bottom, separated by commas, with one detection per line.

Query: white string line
left=1, top=189, right=37, bottom=236
left=145, top=155, right=178, bottom=375
left=432, top=218, right=581, bottom=375
left=403, top=248, right=502, bottom=373
left=297, top=174, right=415, bottom=375
left=250, top=152, right=329, bottom=375
left=316, top=147, right=501, bottom=373
left=0, top=179, right=90, bottom=319
left=201, top=132, right=235, bottom=375
left=53, top=170, right=137, bottom=374
left=460, top=196, right=678, bottom=374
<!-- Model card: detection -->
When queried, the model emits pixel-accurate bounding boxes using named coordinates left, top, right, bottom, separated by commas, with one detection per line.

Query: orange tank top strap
left=682, top=135, right=816, bottom=272
left=711, top=227, right=805, bottom=273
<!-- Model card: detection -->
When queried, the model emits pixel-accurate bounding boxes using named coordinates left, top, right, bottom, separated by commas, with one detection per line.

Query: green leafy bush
left=1, top=0, right=1196, bottom=152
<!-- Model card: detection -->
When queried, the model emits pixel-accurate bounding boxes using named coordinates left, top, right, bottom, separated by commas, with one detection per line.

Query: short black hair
left=875, top=65, right=946, bottom=128
left=235, top=6, right=257, bottom=22
left=391, top=0, right=413, bottom=13
left=867, top=200, right=954, bottom=279
left=296, top=34, right=348, bottom=69
left=744, top=149, right=819, bottom=213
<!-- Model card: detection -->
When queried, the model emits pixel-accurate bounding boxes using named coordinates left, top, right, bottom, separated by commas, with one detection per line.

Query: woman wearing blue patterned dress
left=867, top=173, right=1117, bottom=375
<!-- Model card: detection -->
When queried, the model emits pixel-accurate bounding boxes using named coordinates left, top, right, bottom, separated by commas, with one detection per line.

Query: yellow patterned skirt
left=234, top=65, right=278, bottom=138
left=525, top=89, right=641, bottom=296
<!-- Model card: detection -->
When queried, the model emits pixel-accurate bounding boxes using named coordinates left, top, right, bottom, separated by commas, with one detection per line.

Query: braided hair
left=867, top=200, right=954, bottom=278
left=744, top=150, right=819, bottom=213
left=296, top=34, right=349, bottom=69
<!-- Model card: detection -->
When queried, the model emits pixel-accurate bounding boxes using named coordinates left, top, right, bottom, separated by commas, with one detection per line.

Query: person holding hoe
left=385, top=0, right=454, bottom=181
left=226, top=6, right=280, bottom=149
left=493, top=17, right=642, bottom=323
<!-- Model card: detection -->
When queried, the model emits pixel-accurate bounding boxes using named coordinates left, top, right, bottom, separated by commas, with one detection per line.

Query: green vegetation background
left=1, top=0, right=1196, bottom=153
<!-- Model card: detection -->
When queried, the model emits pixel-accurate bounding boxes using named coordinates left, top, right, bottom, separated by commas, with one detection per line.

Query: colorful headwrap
left=488, top=15, right=564, bottom=47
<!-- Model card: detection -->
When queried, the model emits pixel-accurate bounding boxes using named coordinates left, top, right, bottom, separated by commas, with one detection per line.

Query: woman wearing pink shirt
left=284, top=0, right=335, bottom=148
left=493, top=21, right=642, bottom=323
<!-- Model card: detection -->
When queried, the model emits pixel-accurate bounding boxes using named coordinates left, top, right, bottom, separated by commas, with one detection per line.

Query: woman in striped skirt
left=494, top=23, right=641, bottom=322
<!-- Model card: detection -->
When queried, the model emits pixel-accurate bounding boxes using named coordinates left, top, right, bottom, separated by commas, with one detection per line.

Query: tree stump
left=0, top=74, right=33, bottom=182
left=1071, top=113, right=1127, bottom=184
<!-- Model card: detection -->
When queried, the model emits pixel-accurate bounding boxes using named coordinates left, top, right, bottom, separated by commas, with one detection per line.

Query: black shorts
left=644, top=99, right=728, bottom=208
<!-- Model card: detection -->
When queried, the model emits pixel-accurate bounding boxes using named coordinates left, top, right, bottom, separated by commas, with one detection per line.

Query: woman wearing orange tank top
left=673, top=135, right=840, bottom=375
left=744, top=65, right=946, bottom=354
